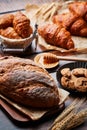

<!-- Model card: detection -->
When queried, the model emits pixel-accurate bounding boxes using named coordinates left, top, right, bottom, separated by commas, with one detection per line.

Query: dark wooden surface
left=0, top=0, right=87, bottom=130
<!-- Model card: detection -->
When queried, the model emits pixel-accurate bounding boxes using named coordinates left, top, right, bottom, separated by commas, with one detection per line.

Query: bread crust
left=0, top=56, right=59, bottom=108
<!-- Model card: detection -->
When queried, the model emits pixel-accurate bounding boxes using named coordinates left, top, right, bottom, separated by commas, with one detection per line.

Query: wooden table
left=0, top=0, right=87, bottom=130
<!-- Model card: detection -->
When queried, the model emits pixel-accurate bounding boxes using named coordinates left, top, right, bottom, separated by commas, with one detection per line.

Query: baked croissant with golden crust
left=0, top=14, right=14, bottom=29
left=53, top=12, right=87, bottom=37
left=38, top=23, right=74, bottom=49
left=69, top=1, right=87, bottom=22
left=0, top=27, right=21, bottom=39
left=13, top=11, right=33, bottom=38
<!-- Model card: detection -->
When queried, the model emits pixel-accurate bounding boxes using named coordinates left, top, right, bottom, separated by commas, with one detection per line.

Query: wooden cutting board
left=0, top=98, right=64, bottom=122
left=0, top=89, right=69, bottom=122
left=0, top=99, right=30, bottom=122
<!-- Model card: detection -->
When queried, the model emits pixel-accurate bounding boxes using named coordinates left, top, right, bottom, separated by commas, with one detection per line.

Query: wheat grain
left=49, top=98, right=86, bottom=130
left=49, top=98, right=80, bottom=129
left=52, top=110, right=76, bottom=130
left=66, top=108, right=87, bottom=130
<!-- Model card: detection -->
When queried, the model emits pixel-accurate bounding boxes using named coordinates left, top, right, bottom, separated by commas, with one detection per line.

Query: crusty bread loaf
left=0, top=56, right=59, bottom=108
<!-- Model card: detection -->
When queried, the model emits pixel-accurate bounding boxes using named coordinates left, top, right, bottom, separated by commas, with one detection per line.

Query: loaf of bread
left=0, top=56, right=59, bottom=108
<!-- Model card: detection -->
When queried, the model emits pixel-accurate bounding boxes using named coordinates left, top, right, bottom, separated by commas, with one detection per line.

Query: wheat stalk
left=52, top=110, right=76, bottom=130
left=49, top=98, right=87, bottom=130
left=66, top=108, right=87, bottom=130
left=49, top=98, right=85, bottom=130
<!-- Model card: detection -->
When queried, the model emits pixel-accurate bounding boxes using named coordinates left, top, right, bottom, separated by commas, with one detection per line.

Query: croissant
left=38, top=23, right=74, bottom=50
left=0, top=14, right=14, bottom=29
left=13, top=11, right=33, bottom=38
left=53, top=12, right=87, bottom=37
left=0, top=27, right=21, bottom=39
left=69, top=1, right=87, bottom=22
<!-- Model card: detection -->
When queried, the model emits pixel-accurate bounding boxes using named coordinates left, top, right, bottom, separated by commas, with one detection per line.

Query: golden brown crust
left=70, top=17, right=87, bottom=37
left=53, top=13, right=79, bottom=30
left=38, top=23, right=74, bottom=50
left=0, top=27, right=21, bottom=39
left=0, top=56, right=59, bottom=108
left=13, top=11, right=33, bottom=38
left=69, top=1, right=87, bottom=22
left=0, top=14, right=14, bottom=29
left=53, top=12, right=87, bottom=37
